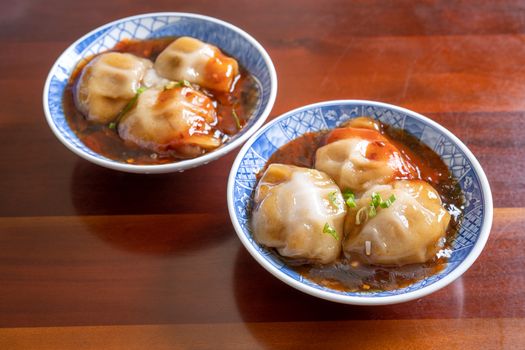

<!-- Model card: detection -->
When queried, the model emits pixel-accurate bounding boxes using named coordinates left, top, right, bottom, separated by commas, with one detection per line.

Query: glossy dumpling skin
left=75, top=52, right=152, bottom=123
left=343, top=180, right=451, bottom=266
left=142, top=67, right=170, bottom=89
left=154, top=37, right=239, bottom=93
left=118, top=86, right=222, bottom=158
left=315, top=123, right=416, bottom=194
left=252, top=164, right=347, bottom=264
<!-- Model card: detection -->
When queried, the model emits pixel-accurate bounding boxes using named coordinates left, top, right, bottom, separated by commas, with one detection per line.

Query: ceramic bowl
left=43, top=12, right=277, bottom=173
left=227, top=100, right=493, bottom=305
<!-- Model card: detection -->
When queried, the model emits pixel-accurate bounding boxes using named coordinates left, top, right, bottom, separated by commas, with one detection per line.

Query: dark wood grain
left=0, top=208, right=523, bottom=328
left=2, top=318, right=525, bottom=349
left=1, top=0, right=524, bottom=348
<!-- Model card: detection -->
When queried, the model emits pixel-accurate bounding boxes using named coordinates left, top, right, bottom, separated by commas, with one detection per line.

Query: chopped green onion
left=323, top=223, right=339, bottom=240
left=328, top=191, right=341, bottom=209
left=371, top=192, right=381, bottom=207
left=368, top=203, right=377, bottom=218
left=109, top=86, right=147, bottom=131
left=231, top=106, right=242, bottom=129
left=355, top=193, right=397, bottom=225
left=164, top=81, right=177, bottom=90
left=355, top=207, right=368, bottom=225
left=164, top=80, right=192, bottom=90
left=365, top=240, right=372, bottom=256
left=343, top=189, right=356, bottom=208
left=380, top=194, right=396, bottom=208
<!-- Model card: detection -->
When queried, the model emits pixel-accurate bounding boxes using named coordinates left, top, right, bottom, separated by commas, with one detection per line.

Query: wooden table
left=1, top=0, right=524, bottom=348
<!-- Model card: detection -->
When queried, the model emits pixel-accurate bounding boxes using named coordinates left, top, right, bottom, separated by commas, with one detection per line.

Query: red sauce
left=203, top=46, right=239, bottom=92
left=326, top=127, right=418, bottom=180
left=63, top=37, right=259, bottom=165
left=266, top=132, right=326, bottom=169
left=262, top=118, right=464, bottom=292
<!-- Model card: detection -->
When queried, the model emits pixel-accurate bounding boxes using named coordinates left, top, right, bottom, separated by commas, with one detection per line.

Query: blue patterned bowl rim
left=43, top=12, right=277, bottom=173
left=227, top=100, right=493, bottom=305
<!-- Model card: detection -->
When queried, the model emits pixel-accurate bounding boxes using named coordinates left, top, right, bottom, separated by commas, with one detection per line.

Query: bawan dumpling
left=315, top=119, right=416, bottom=194
left=343, top=180, right=451, bottom=266
left=118, top=85, right=222, bottom=158
left=142, top=67, right=170, bottom=89
left=75, top=52, right=152, bottom=123
left=252, top=164, right=347, bottom=264
left=154, top=37, right=239, bottom=93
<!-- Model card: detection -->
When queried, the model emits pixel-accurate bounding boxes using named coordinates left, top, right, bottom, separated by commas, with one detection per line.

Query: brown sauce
left=63, top=37, right=259, bottom=165
left=263, top=119, right=464, bottom=292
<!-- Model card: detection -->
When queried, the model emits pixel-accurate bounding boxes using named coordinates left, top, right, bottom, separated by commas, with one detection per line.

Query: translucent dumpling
left=154, top=37, right=239, bottom=93
left=75, top=52, right=152, bottom=123
left=252, top=164, right=347, bottom=264
left=315, top=119, right=416, bottom=194
left=343, top=180, right=451, bottom=266
left=118, top=85, right=222, bottom=158
left=141, top=67, right=170, bottom=89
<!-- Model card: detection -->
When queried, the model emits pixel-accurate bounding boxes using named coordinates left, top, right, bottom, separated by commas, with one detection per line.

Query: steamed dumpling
left=343, top=180, right=451, bottom=266
left=252, top=164, right=347, bottom=264
left=142, top=68, right=170, bottom=89
left=154, top=37, right=239, bottom=92
left=75, top=52, right=152, bottom=123
left=118, top=85, right=222, bottom=158
left=315, top=122, right=416, bottom=194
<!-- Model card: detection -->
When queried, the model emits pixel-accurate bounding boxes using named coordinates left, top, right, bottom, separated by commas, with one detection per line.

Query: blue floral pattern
left=232, top=102, right=488, bottom=298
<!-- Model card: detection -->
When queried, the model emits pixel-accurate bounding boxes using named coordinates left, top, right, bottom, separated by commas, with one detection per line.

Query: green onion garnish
left=231, top=106, right=241, bottom=129
left=109, top=86, right=147, bottom=131
left=355, top=207, right=368, bottom=225
left=343, top=189, right=356, bottom=208
left=328, top=191, right=341, bottom=209
left=368, top=203, right=377, bottom=217
left=355, top=193, right=396, bottom=224
left=164, top=81, right=176, bottom=90
left=380, top=194, right=397, bottom=208
left=164, top=80, right=192, bottom=90
left=323, top=223, right=339, bottom=240
left=371, top=192, right=381, bottom=207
